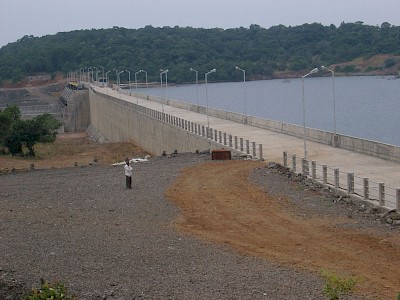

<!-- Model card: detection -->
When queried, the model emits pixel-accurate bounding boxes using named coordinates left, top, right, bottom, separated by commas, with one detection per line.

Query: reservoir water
left=141, top=76, right=400, bottom=146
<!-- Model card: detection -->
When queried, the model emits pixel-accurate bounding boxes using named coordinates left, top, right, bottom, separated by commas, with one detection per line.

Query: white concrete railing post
left=334, top=168, right=339, bottom=189
left=259, top=144, right=263, bottom=160
left=252, top=142, right=256, bottom=158
left=363, top=178, right=369, bottom=200
left=240, top=138, right=244, bottom=152
left=322, top=165, right=327, bottom=184
left=234, top=136, right=238, bottom=150
left=229, top=135, right=233, bottom=148
left=347, top=173, right=354, bottom=194
left=223, top=133, right=227, bottom=145
left=246, top=140, right=250, bottom=155
left=311, top=161, right=316, bottom=180
left=214, top=130, right=218, bottom=142
left=302, top=158, right=309, bottom=176
left=379, top=183, right=385, bottom=207
left=209, top=128, right=213, bottom=140
left=283, top=152, right=288, bottom=167
left=292, top=154, right=296, bottom=173
left=219, top=131, right=222, bottom=144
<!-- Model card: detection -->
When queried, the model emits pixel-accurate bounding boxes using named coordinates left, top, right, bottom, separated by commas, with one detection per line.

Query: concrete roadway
left=94, top=86, right=400, bottom=210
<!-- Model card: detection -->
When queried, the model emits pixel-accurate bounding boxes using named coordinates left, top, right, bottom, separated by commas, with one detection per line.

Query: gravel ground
left=0, top=153, right=371, bottom=299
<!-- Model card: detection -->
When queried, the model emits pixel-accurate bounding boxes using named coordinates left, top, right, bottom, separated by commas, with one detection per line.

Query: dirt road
left=167, top=160, right=400, bottom=299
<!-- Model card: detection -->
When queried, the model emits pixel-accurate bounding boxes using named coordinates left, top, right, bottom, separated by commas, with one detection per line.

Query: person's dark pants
left=126, top=176, right=132, bottom=189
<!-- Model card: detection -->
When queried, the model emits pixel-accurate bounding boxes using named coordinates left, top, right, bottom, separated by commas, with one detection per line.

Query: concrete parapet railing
left=130, top=91, right=400, bottom=163
left=284, top=151, right=400, bottom=211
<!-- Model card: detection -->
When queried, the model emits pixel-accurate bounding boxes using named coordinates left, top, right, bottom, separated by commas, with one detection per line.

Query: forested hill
left=0, top=22, right=399, bottom=85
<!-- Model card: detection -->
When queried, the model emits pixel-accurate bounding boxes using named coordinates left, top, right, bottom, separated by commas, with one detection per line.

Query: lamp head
left=311, top=67, right=319, bottom=74
left=235, top=66, right=239, bottom=69
left=211, top=68, right=216, bottom=73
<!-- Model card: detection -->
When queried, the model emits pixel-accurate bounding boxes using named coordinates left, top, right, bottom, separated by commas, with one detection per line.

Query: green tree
left=3, top=113, right=61, bottom=156
left=35, top=113, right=62, bottom=143
left=4, top=129, right=23, bottom=156
left=0, top=105, right=21, bottom=142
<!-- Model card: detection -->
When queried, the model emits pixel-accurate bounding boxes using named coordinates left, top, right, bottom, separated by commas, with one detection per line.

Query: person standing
left=124, top=158, right=133, bottom=189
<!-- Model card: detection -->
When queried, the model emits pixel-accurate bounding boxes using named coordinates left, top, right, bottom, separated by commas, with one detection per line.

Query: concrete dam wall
left=88, top=88, right=233, bottom=156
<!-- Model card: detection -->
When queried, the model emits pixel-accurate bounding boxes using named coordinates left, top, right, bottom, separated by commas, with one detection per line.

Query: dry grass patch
left=0, top=132, right=150, bottom=170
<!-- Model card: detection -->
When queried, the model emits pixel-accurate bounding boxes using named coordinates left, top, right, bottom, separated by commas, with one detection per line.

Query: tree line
left=0, top=22, right=399, bottom=84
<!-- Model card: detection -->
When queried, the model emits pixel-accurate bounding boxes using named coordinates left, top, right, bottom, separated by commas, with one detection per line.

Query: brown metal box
left=211, top=149, right=231, bottom=160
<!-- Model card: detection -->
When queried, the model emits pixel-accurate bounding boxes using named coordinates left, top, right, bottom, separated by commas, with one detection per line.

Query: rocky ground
left=0, top=152, right=399, bottom=299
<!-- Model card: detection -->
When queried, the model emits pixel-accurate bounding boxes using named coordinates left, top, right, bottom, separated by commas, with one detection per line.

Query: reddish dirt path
left=166, top=160, right=400, bottom=299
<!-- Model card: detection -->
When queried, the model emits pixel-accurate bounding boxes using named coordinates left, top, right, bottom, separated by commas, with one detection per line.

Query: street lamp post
left=88, top=67, right=93, bottom=82
left=118, top=70, right=125, bottom=93
left=190, top=68, right=199, bottom=106
left=96, top=70, right=101, bottom=83
left=143, top=70, right=148, bottom=88
left=99, top=66, right=104, bottom=86
left=81, top=67, right=86, bottom=81
left=321, top=66, right=337, bottom=136
left=91, top=67, right=97, bottom=83
left=301, top=67, right=319, bottom=159
left=135, top=70, right=148, bottom=89
left=76, top=67, right=83, bottom=84
left=105, top=71, right=111, bottom=86
left=161, top=69, right=169, bottom=87
left=113, top=69, right=118, bottom=88
left=135, top=70, right=141, bottom=89
left=125, top=70, right=131, bottom=94
left=235, top=65, right=247, bottom=124
left=205, top=68, right=216, bottom=130
left=105, top=71, right=111, bottom=94
left=160, top=69, right=169, bottom=112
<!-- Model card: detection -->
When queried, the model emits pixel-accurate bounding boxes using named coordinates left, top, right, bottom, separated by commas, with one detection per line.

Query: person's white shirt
left=124, top=163, right=132, bottom=176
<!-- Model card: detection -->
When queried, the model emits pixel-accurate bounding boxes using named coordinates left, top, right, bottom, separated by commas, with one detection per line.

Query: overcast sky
left=1, top=0, right=399, bottom=48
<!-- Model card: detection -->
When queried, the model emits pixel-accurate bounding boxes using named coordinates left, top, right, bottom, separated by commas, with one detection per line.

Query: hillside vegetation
left=0, top=22, right=399, bottom=85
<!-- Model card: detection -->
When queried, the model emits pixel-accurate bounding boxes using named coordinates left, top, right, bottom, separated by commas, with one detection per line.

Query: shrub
left=321, top=269, right=360, bottom=300
left=21, top=280, right=76, bottom=300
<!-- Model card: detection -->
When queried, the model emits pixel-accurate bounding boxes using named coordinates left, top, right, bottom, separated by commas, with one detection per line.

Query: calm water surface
left=141, top=76, right=400, bottom=146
